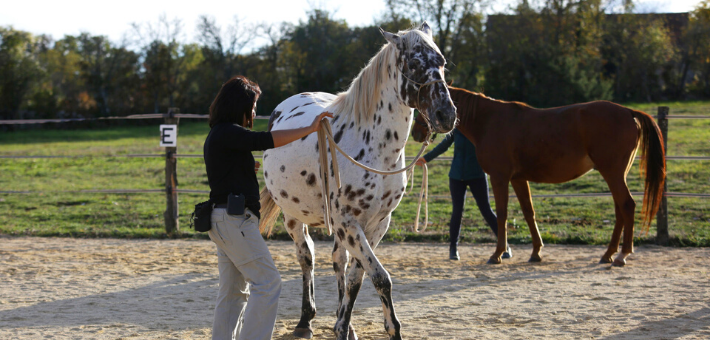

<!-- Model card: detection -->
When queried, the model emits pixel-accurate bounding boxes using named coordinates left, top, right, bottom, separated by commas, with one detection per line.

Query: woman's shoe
left=449, top=245, right=460, bottom=260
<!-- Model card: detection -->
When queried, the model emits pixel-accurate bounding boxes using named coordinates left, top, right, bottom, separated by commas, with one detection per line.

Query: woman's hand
left=309, top=111, right=334, bottom=133
left=415, top=157, right=427, bottom=167
left=254, top=161, right=261, bottom=173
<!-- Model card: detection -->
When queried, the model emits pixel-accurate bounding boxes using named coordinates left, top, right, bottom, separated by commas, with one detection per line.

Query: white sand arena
left=1, top=236, right=708, bottom=339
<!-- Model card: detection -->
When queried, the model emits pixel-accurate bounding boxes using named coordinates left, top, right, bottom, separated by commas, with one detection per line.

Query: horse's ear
left=419, top=22, right=433, bottom=37
left=380, top=27, right=401, bottom=46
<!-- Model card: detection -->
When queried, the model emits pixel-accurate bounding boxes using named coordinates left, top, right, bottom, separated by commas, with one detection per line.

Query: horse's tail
left=631, top=109, right=666, bottom=232
left=259, top=187, right=281, bottom=237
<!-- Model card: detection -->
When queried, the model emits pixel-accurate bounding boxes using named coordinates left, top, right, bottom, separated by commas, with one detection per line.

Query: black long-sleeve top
left=203, top=122, right=274, bottom=218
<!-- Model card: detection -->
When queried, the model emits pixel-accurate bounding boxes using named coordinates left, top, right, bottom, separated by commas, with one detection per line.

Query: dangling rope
left=316, top=68, right=445, bottom=235
left=317, top=118, right=432, bottom=235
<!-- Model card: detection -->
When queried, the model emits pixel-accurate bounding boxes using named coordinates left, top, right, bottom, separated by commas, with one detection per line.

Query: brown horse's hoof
left=599, top=256, right=613, bottom=264
left=487, top=256, right=502, bottom=264
left=612, top=258, right=626, bottom=267
left=294, top=327, right=314, bottom=339
left=528, top=255, right=542, bottom=262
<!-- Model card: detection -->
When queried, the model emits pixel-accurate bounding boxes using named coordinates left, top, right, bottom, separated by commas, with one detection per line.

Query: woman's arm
left=271, top=112, right=334, bottom=148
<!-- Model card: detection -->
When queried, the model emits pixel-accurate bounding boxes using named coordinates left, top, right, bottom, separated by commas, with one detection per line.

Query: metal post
left=656, top=106, right=669, bottom=245
left=164, top=108, right=180, bottom=234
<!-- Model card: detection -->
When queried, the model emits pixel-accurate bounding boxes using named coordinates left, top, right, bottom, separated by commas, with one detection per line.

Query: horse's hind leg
left=600, top=204, right=624, bottom=264
left=511, top=179, right=544, bottom=262
left=598, top=174, right=636, bottom=267
left=284, top=214, right=317, bottom=338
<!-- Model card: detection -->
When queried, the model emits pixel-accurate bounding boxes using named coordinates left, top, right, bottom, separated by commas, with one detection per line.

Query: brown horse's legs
left=511, top=179, right=544, bottom=262
left=601, top=204, right=623, bottom=263
left=488, top=176, right=510, bottom=264
left=603, top=176, right=636, bottom=267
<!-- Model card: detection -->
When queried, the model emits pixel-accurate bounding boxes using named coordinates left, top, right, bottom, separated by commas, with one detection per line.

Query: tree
left=0, top=27, right=42, bottom=120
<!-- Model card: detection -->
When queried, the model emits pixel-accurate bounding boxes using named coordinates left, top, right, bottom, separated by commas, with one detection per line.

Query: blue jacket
left=423, top=129, right=486, bottom=180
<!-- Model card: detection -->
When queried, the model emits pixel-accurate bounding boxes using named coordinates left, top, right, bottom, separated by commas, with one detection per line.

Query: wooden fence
left=1, top=107, right=708, bottom=244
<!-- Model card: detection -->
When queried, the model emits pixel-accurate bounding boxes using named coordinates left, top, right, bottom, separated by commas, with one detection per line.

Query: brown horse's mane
left=448, top=86, right=532, bottom=112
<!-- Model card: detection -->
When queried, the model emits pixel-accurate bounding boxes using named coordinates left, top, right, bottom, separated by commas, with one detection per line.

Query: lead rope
left=316, top=71, right=444, bottom=235
left=317, top=119, right=432, bottom=235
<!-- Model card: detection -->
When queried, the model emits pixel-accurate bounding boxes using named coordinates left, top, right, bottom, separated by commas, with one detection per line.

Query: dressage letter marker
left=159, top=125, right=177, bottom=147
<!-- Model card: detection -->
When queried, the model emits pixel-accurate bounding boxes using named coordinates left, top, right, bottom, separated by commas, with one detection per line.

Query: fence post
left=656, top=106, right=669, bottom=245
left=164, top=108, right=180, bottom=234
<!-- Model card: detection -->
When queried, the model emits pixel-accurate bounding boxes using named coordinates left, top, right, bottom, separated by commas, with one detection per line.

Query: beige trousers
left=208, top=208, right=281, bottom=340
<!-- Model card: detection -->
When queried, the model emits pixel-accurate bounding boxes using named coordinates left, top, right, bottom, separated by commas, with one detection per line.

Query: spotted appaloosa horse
left=412, top=87, right=665, bottom=267
left=259, top=24, right=456, bottom=340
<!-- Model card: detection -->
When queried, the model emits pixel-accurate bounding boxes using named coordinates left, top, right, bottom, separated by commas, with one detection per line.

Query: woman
left=416, top=129, right=512, bottom=260
left=203, top=75, right=331, bottom=340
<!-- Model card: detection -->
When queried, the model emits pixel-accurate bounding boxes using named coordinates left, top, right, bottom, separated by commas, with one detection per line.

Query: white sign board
left=160, top=124, right=177, bottom=147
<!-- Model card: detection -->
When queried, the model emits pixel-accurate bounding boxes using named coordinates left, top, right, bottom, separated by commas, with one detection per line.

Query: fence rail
left=1, top=107, right=708, bottom=241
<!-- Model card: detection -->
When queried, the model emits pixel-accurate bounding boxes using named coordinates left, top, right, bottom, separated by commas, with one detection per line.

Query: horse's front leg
left=334, top=221, right=402, bottom=340
left=511, top=179, right=544, bottom=262
left=488, top=176, right=511, bottom=264
left=284, top=215, right=317, bottom=339
left=332, top=239, right=358, bottom=339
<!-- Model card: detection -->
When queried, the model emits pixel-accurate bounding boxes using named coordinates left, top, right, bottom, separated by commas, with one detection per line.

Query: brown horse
left=412, top=87, right=665, bottom=266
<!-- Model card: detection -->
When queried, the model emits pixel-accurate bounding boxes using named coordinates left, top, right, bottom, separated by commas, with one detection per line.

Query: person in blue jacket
left=416, top=129, right=512, bottom=260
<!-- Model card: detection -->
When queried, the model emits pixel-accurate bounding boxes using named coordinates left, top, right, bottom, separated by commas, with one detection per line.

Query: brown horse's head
left=381, top=22, right=456, bottom=137
left=411, top=112, right=431, bottom=143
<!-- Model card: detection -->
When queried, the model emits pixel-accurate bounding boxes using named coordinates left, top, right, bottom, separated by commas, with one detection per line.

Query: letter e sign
left=160, top=125, right=178, bottom=147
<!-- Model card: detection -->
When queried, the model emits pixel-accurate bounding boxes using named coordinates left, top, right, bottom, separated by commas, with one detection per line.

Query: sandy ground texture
left=1, top=236, right=709, bottom=340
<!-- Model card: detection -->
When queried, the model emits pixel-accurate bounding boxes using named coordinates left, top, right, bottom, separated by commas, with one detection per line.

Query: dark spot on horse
left=344, top=185, right=352, bottom=195
left=358, top=200, right=370, bottom=209
left=289, top=106, right=299, bottom=112
left=354, top=149, right=365, bottom=161
left=382, top=191, right=391, bottom=199
left=280, top=165, right=285, bottom=172
left=348, top=235, right=355, bottom=247
left=287, top=220, right=296, bottom=229
left=385, top=129, right=392, bottom=140
left=356, top=189, right=365, bottom=196
left=301, top=210, right=310, bottom=216
left=302, top=102, right=314, bottom=106
left=300, top=170, right=307, bottom=176
left=368, top=256, right=373, bottom=264
left=349, top=122, right=354, bottom=129
left=365, top=195, right=374, bottom=201
left=389, top=103, right=392, bottom=112
left=264, top=171, right=268, bottom=178
left=292, top=196, right=300, bottom=203
left=353, top=208, right=362, bottom=216
left=301, top=241, right=308, bottom=250
left=317, top=193, right=322, bottom=198
left=337, top=229, right=346, bottom=241
left=378, top=115, right=382, bottom=125
left=387, top=198, right=393, bottom=207
left=363, top=172, right=370, bottom=180
left=333, top=262, right=340, bottom=272
left=311, top=222, right=321, bottom=227
left=306, top=173, right=316, bottom=186
left=394, top=131, right=399, bottom=140
left=344, top=205, right=352, bottom=213
left=335, top=200, right=340, bottom=209
left=280, top=190, right=289, bottom=198
left=394, top=194, right=401, bottom=200
left=394, top=148, right=400, bottom=153
left=333, top=242, right=339, bottom=252
left=347, top=191, right=357, bottom=201
left=370, top=183, right=376, bottom=189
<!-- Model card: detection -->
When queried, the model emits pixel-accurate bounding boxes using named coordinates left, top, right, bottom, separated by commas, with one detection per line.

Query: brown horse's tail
left=631, top=110, right=666, bottom=232
left=259, top=187, right=281, bottom=237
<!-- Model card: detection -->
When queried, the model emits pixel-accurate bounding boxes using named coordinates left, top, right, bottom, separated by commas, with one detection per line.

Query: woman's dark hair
left=209, top=75, right=262, bottom=128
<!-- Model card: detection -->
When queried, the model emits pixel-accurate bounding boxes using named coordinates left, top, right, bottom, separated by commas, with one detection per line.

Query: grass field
left=1, top=102, right=708, bottom=246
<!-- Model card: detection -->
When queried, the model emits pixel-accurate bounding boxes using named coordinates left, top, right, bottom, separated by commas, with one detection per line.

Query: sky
left=1, top=0, right=703, bottom=48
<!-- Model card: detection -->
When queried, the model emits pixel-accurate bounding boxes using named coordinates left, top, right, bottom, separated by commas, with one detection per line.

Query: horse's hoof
left=487, top=256, right=502, bottom=264
left=528, top=255, right=542, bottom=262
left=599, top=256, right=613, bottom=264
left=612, top=258, right=626, bottom=267
left=294, top=327, right=314, bottom=339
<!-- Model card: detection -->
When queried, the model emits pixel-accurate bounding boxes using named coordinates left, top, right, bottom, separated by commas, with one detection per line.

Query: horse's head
left=380, top=22, right=456, bottom=137
left=411, top=112, right=430, bottom=143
